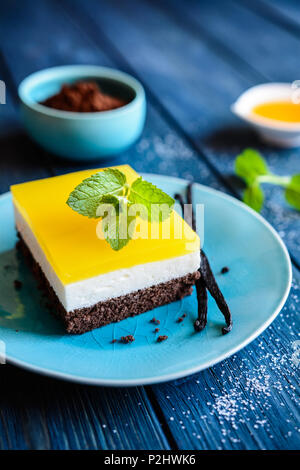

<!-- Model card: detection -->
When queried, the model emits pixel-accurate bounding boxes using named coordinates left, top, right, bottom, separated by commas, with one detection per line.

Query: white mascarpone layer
left=15, top=205, right=200, bottom=312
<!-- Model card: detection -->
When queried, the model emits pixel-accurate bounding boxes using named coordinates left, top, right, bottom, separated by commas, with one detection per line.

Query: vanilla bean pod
left=194, top=276, right=208, bottom=332
left=187, top=183, right=196, bottom=231
left=186, top=183, right=233, bottom=334
left=175, top=191, right=208, bottom=332
left=199, top=251, right=232, bottom=334
left=174, top=193, right=185, bottom=211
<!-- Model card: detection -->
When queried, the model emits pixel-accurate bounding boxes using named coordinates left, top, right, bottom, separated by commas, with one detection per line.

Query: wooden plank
left=0, top=0, right=112, bottom=85
left=151, top=267, right=300, bottom=450
left=68, top=0, right=300, bottom=267
left=0, top=53, right=50, bottom=194
left=243, top=0, right=300, bottom=35
left=0, top=366, right=170, bottom=450
left=183, top=0, right=300, bottom=81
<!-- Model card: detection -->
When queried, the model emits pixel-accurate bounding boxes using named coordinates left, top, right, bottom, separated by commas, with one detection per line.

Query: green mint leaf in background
left=235, top=148, right=269, bottom=185
left=285, top=174, right=300, bottom=211
left=102, top=201, right=136, bottom=251
left=243, top=183, right=264, bottom=212
left=67, top=169, right=126, bottom=218
left=128, top=177, right=174, bottom=222
left=234, top=148, right=300, bottom=213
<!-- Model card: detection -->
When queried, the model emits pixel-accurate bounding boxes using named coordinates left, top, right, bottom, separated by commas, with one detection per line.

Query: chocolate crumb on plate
left=157, top=335, right=168, bottom=343
left=120, top=335, right=135, bottom=344
left=221, top=266, right=230, bottom=274
left=111, top=339, right=117, bottom=344
left=154, top=328, right=160, bottom=333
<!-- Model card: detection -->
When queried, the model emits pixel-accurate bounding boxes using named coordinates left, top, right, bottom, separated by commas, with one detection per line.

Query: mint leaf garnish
left=102, top=201, right=136, bottom=251
left=96, top=194, right=120, bottom=215
left=285, top=174, right=300, bottom=210
left=235, top=149, right=300, bottom=213
left=67, top=169, right=175, bottom=250
left=235, top=148, right=268, bottom=185
left=128, top=177, right=174, bottom=221
left=243, top=183, right=264, bottom=212
left=67, top=169, right=126, bottom=218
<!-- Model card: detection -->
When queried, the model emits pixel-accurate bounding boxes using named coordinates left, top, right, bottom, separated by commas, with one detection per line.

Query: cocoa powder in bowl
left=40, top=80, right=127, bottom=112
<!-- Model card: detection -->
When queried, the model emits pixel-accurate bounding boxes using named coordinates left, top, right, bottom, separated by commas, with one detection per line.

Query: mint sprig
left=101, top=199, right=136, bottom=251
left=67, top=169, right=126, bottom=218
left=285, top=174, right=300, bottom=210
left=128, top=177, right=175, bottom=222
left=67, top=169, right=174, bottom=250
left=235, top=149, right=300, bottom=212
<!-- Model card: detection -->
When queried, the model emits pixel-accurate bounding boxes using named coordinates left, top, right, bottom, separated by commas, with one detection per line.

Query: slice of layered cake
left=11, top=165, right=200, bottom=334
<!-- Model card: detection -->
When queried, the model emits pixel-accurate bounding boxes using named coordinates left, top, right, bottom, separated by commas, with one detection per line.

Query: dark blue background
left=0, top=0, right=299, bottom=450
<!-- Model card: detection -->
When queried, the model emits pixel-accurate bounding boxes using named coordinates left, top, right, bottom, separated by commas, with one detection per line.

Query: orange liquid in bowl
left=252, top=101, right=300, bottom=123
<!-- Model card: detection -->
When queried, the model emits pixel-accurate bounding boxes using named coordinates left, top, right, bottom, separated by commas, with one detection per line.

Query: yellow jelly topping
left=11, top=165, right=200, bottom=285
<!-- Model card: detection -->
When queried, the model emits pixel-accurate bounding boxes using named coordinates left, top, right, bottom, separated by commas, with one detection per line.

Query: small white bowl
left=231, top=83, right=300, bottom=148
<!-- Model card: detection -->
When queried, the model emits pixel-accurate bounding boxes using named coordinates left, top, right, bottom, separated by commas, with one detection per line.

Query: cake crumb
left=13, top=280, right=22, bottom=290
left=221, top=266, right=229, bottom=274
left=157, top=335, right=168, bottom=343
left=120, top=335, right=135, bottom=344
left=111, top=339, right=117, bottom=344
left=177, top=317, right=184, bottom=323
left=154, top=328, right=160, bottom=333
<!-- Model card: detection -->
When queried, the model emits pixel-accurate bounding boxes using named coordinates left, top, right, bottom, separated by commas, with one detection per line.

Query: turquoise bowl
left=18, top=65, right=146, bottom=161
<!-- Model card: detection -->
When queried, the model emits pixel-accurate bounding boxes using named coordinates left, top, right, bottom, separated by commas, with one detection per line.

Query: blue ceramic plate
left=0, top=174, right=292, bottom=386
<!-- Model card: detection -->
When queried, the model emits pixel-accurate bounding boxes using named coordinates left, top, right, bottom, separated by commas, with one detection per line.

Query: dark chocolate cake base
left=17, top=234, right=200, bottom=334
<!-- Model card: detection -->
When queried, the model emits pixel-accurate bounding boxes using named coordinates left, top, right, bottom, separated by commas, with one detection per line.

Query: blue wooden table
left=0, top=0, right=299, bottom=451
